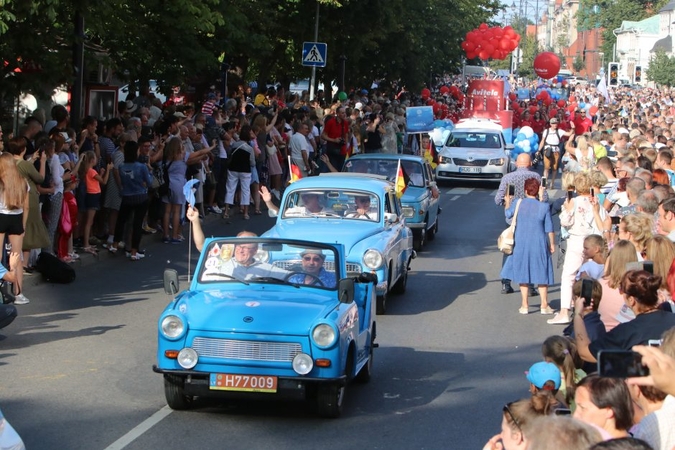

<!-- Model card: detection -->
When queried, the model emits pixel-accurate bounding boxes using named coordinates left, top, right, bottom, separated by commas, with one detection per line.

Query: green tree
left=573, top=54, right=584, bottom=73
left=646, top=50, right=675, bottom=87
left=516, top=34, right=538, bottom=79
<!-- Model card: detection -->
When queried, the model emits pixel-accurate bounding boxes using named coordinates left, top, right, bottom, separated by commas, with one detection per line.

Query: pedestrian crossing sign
left=302, top=42, right=327, bottom=67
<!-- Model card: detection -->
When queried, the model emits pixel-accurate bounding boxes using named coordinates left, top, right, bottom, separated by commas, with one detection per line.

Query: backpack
left=157, top=161, right=173, bottom=197
left=36, top=252, right=76, bottom=284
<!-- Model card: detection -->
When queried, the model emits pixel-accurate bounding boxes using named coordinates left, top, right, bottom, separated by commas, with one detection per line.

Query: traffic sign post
left=302, top=42, right=327, bottom=68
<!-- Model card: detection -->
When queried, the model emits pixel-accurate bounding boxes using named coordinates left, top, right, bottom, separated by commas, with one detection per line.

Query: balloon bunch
left=421, top=87, right=464, bottom=120
left=461, top=24, right=520, bottom=61
left=512, top=126, right=540, bottom=156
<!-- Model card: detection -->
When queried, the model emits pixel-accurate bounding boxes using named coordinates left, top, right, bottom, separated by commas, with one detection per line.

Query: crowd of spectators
left=491, top=80, right=675, bottom=449
left=0, top=82, right=421, bottom=308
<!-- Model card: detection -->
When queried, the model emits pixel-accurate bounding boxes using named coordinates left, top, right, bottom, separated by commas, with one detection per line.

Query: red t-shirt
left=323, top=116, right=349, bottom=155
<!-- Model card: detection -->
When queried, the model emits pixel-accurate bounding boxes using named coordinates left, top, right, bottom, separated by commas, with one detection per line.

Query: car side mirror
left=337, top=278, right=355, bottom=303
left=505, top=143, right=515, bottom=150
left=164, top=269, right=179, bottom=295
left=384, top=212, right=398, bottom=224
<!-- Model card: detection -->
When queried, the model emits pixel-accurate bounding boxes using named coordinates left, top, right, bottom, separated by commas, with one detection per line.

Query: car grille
left=453, top=158, right=488, bottom=167
left=192, top=337, right=302, bottom=362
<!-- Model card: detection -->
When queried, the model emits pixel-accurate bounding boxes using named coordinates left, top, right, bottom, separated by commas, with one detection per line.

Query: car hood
left=179, top=289, right=337, bottom=335
left=441, top=147, right=505, bottom=159
left=401, top=186, right=428, bottom=203
left=264, top=221, right=381, bottom=255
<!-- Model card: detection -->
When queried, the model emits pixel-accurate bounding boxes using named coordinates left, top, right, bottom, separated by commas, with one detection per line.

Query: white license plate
left=459, top=167, right=481, bottom=174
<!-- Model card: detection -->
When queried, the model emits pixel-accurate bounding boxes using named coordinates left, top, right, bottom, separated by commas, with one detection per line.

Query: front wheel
left=316, top=382, right=346, bottom=418
left=163, top=374, right=193, bottom=410
left=376, top=292, right=387, bottom=315
left=413, top=228, right=426, bottom=251
left=427, top=216, right=438, bottom=241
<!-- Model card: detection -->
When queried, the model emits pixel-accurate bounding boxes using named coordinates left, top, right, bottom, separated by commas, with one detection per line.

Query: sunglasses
left=302, top=256, right=323, bottom=262
left=503, top=403, right=522, bottom=433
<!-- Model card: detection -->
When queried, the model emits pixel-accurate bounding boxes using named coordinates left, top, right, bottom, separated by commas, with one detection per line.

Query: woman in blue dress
left=501, top=177, right=555, bottom=315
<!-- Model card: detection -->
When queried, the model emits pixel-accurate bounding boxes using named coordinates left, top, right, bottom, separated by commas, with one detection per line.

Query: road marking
left=104, top=406, right=173, bottom=450
left=445, top=188, right=474, bottom=195
left=450, top=195, right=460, bottom=201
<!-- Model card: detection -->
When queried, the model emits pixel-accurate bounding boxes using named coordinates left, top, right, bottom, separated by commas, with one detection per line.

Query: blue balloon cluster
left=511, top=126, right=540, bottom=156
left=433, top=119, right=454, bottom=130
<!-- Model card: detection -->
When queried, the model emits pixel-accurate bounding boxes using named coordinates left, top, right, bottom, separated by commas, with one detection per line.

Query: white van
left=462, top=65, right=491, bottom=78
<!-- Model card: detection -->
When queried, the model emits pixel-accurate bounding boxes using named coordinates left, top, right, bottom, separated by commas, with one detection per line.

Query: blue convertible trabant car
left=342, top=154, right=441, bottom=251
left=263, top=173, right=415, bottom=315
left=154, top=237, right=377, bottom=418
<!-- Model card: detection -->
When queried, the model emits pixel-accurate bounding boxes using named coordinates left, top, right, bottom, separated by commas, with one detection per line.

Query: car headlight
left=489, top=158, right=505, bottom=166
left=292, top=353, right=314, bottom=375
left=161, top=315, right=185, bottom=339
left=363, top=249, right=384, bottom=269
left=438, top=155, right=451, bottom=164
left=312, top=323, right=337, bottom=348
left=401, top=206, right=414, bottom=218
left=177, top=348, right=198, bottom=369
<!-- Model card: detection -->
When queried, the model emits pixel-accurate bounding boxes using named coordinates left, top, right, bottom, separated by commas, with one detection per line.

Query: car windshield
left=281, top=189, right=381, bottom=221
left=445, top=131, right=501, bottom=149
left=343, top=160, right=425, bottom=187
left=199, top=239, right=339, bottom=289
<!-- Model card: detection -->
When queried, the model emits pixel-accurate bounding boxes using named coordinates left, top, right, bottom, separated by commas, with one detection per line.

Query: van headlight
left=401, top=206, right=414, bottom=218
left=363, top=249, right=384, bottom=269
left=161, top=315, right=185, bottom=339
left=312, top=323, right=337, bottom=348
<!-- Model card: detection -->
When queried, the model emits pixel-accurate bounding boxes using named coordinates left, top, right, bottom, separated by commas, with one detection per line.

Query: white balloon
left=519, top=126, right=534, bottom=138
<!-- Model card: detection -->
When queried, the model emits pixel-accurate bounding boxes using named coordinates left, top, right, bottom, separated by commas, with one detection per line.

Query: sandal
left=243, top=214, right=250, bottom=220
left=254, top=210, right=262, bottom=215
left=84, top=246, right=98, bottom=255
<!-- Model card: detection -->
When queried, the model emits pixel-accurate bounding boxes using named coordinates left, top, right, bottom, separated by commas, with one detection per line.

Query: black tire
left=316, top=382, right=346, bottom=418
left=413, top=228, right=425, bottom=251
left=376, top=292, right=387, bottom=315
left=163, top=374, right=193, bottom=410
left=391, top=262, right=408, bottom=295
left=427, top=216, right=438, bottom=241
left=355, top=326, right=375, bottom=383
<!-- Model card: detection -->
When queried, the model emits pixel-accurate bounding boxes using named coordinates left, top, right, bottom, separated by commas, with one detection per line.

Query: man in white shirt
left=289, top=122, right=311, bottom=176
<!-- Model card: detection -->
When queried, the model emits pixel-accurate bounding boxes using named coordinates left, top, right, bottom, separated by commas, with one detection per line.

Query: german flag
left=395, top=160, right=408, bottom=198
left=289, top=157, right=302, bottom=183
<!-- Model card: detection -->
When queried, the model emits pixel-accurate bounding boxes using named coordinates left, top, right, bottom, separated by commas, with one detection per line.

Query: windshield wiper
left=204, top=272, right=250, bottom=285
left=309, top=212, right=342, bottom=218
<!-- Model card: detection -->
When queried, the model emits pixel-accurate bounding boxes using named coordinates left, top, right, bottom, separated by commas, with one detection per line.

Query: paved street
left=1, top=184, right=565, bottom=449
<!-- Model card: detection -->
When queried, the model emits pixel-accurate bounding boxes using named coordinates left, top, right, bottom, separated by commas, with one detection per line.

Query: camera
left=338, top=138, right=346, bottom=145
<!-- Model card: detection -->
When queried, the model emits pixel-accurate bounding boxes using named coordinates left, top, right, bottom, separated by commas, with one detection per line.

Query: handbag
left=497, top=199, right=522, bottom=255
left=544, top=146, right=552, bottom=158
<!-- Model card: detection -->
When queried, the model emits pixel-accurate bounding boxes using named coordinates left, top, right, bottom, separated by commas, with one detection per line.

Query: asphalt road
left=0, top=184, right=566, bottom=449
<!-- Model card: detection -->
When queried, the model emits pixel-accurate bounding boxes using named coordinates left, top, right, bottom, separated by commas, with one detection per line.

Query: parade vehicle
left=264, top=173, right=415, bottom=314
left=154, top=238, right=377, bottom=418
left=342, top=154, right=441, bottom=251
left=436, top=118, right=513, bottom=183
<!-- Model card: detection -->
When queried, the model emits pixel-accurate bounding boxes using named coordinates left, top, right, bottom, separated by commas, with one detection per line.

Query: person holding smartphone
left=573, top=270, right=675, bottom=366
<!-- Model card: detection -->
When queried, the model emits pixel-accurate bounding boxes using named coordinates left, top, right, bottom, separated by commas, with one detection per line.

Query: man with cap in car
left=287, top=249, right=337, bottom=288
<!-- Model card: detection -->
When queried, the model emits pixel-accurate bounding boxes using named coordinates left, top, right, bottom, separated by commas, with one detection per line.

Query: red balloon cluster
left=461, top=23, right=520, bottom=61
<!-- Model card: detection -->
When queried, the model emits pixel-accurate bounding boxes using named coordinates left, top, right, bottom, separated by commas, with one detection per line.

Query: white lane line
left=445, top=188, right=475, bottom=195
left=104, top=406, right=173, bottom=450
left=450, top=195, right=460, bottom=201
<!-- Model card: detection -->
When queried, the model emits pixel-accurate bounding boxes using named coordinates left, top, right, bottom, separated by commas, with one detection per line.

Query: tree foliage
left=576, top=0, right=669, bottom=61
left=0, top=0, right=501, bottom=106
left=646, top=50, right=675, bottom=87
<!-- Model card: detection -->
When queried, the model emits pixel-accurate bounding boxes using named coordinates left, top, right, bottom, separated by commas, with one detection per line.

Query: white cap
left=655, top=143, right=666, bottom=149
left=617, top=127, right=630, bottom=135
left=354, top=102, right=363, bottom=111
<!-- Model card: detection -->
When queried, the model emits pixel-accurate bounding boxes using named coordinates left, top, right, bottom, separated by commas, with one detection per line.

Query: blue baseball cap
left=526, top=362, right=561, bottom=390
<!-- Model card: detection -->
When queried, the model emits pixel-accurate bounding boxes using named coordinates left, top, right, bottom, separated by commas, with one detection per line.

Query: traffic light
left=634, top=65, right=642, bottom=83
left=608, top=63, right=619, bottom=86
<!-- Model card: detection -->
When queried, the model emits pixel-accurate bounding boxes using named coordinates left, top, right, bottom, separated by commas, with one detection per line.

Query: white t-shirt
left=290, top=133, right=309, bottom=162
left=49, top=153, right=65, bottom=194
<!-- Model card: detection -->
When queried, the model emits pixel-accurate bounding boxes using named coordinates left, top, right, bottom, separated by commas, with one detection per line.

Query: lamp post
left=220, top=62, right=230, bottom=99
left=309, top=2, right=320, bottom=101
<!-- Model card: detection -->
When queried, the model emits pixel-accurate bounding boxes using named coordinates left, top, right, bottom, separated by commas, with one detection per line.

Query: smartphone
left=554, top=408, right=572, bottom=416
left=581, top=279, right=593, bottom=303
left=567, top=191, right=574, bottom=201
left=648, top=339, right=662, bottom=347
left=590, top=187, right=595, bottom=197
left=611, top=216, right=621, bottom=225
left=597, top=350, right=649, bottom=378
left=508, top=184, right=515, bottom=196
left=643, top=261, right=654, bottom=274
left=541, top=177, right=547, bottom=188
